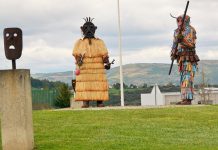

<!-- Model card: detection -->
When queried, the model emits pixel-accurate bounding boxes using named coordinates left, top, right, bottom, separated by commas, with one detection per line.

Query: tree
left=112, top=82, right=128, bottom=89
left=113, top=83, right=120, bottom=89
left=55, top=84, right=71, bottom=108
left=129, top=84, right=137, bottom=89
left=141, top=83, right=148, bottom=88
left=166, top=82, right=174, bottom=87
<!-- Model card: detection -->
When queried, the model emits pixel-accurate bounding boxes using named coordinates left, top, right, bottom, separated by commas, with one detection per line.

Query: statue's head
left=3, top=28, right=23, bottom=60
left=170, top=14, right=190, bottom=28
left=80, top=17, right=97, bottom=38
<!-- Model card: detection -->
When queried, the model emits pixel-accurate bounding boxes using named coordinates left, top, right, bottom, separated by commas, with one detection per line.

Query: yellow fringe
left=73, top=38, right=108, bottom=58
left=76, top=73, right=107, bottom=82
left=181, top=80, right=189, bottom=88
left=83, top=57, right=103, bottom=63
left=186, top=63, right=192, bottom=71
left=80, top=69, right=106, bottom=74
left=75, top=91, right=109, bottom=101
left=78, top=63, right=104, bottom=70
left=76, top=81, right=108, bottom=91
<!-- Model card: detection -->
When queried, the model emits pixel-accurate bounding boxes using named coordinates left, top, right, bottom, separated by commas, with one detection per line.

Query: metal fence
left=32, top=89, right=59, bottom=107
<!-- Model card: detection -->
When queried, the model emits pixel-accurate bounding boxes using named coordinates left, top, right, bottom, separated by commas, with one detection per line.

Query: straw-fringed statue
left=72, top=17, right=111, bottom=108
left=170, top=15, right=200, bottom=105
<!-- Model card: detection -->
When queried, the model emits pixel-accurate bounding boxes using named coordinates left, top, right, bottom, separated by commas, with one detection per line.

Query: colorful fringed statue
left=170, top=14, right=200, bottom=105
left=72, top=17, right=112, bottom=108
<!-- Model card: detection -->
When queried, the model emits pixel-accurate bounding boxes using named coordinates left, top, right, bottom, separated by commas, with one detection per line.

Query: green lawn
left=2, top=105, right=218, bottom=150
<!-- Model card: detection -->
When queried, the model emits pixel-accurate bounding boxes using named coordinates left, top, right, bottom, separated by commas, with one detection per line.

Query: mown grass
left=1, top=105, right=218, bottom=150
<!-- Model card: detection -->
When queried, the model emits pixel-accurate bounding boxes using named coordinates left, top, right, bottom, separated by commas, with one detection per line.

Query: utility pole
left=202, top=65, right=206, bottom=104
left=154, top=84, right=157, bottom=105
left=117, top=0, right=124, bottom=106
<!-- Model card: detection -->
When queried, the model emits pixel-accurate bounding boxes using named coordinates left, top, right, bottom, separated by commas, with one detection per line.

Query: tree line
left=31, top=77, right=218, bottom=108
left=31, top=77, right=66, bottom=89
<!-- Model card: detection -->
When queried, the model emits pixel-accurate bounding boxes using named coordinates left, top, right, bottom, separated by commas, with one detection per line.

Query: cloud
left=122, top=46, right=171, bottom=64
left=19, top=39, right=74, bottom=73
left=0, top=0, right=217, bottom=73
left=200, top=50, right=218, bottom=60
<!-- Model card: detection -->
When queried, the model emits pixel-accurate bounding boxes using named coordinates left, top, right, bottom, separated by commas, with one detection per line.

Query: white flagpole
left=117, top=0, right=124, bottom=106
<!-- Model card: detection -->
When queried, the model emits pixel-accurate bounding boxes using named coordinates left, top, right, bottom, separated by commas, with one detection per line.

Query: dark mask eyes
left=5, top=33, right=18, bottom=37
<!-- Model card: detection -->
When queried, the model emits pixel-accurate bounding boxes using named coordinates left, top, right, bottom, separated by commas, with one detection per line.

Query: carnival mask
left=177, top=17, right=183, bottom=27
left=171, top=14, right=190, bottom=28
left=4, top=28, right=23, bottom=60
left=81, top=17, right=97, bottom=38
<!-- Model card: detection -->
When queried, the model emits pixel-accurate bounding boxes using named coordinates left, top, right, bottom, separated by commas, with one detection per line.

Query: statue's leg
left=176, top=61, right=194, bottom=105
left=176, top=99, right=192, bottom=105
left=82, top=101, right=89, bottom=108
left=97, top=101, right=104, bottom=107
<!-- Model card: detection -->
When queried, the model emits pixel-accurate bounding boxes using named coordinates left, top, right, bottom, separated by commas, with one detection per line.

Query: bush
left=55, top=84, right=71, bottom=108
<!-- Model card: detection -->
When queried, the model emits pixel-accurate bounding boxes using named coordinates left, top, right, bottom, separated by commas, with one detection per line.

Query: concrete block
left=70, top=95, right=83, bottom=109
left=0, top=69, right=34, bottom=150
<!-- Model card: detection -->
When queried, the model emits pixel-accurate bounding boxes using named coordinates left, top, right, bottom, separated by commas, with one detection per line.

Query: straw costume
left=72, top=17, right=111, bottom=108
left=171, top=15, right=200, bottom=105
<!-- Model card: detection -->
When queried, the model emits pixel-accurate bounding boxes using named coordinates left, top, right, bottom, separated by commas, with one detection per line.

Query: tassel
left=76, top=74, right=107, bottom=82
left=73, top=38, right=108, bottom=58
left=75, top=91, right=109, bottom=101
left=76, top=81, right=109, bottom=91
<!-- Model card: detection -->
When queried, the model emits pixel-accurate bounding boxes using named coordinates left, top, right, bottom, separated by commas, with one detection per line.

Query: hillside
left=32, top=60, right=218, bottom=86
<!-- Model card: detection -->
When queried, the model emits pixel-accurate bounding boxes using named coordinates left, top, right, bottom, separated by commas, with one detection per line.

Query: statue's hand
left=76, top=54, right=83, bottom=66
left=104, top=58, right=114, bottom=70
left=171, top=49, right=178, bottom=60
left=104, top=64, right=111, bottom=70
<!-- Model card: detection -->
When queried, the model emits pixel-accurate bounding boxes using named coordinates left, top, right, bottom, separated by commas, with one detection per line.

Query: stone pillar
left=0, top=69, right=34, bottom=150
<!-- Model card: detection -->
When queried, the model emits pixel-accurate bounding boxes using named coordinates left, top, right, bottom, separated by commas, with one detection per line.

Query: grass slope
left=1, top=105, right=218, bottom=150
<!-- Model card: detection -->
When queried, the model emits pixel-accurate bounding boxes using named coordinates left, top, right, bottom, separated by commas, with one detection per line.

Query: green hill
left=32, top=60, right=218, bottom=86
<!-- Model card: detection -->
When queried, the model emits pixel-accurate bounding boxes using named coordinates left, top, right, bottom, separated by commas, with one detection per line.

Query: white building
left=141, top=85, right=218, bottom=106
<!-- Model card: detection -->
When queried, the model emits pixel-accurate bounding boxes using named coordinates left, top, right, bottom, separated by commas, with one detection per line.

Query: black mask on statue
left=81, top=17, right=97, bottom=39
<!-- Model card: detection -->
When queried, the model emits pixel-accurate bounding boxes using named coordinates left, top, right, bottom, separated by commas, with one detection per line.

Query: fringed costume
left=73, top=38, right=109, bottom=101
left=171, top=15, right=200, bottom=102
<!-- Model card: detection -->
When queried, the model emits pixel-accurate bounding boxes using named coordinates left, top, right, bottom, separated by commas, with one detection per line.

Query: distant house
left=204, top=88, right=218, bottom=93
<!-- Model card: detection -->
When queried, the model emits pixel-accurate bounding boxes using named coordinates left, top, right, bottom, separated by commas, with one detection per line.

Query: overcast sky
left=0, top=0, right=218, bottom=73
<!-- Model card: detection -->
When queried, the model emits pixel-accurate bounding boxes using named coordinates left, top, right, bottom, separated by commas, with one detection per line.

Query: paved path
left=53, top=105, right=206, bottom=111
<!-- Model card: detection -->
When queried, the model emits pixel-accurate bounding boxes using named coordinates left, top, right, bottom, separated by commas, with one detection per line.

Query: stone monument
left=0, top=28, right=34, bottom=150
